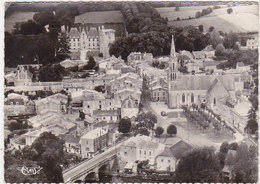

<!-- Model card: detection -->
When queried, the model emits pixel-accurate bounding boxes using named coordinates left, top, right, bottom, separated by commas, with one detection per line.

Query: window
left=88, top=105, right=90, bottom=108
left=161, top=159, right=164, bottom=162
left=99, top=105, right=101, bottom=109
left=149, top=151, right=151, bottom=156
left=124, top=152, right=127, bottom=156
left=144, top=151, right=146, bottom=155
left=182, top=93, right=185, bottom=103
left=139, top=150, right=141, bottom=154
left=191, top=93, right=194, bottom=103
left=168, top=160, right=171, bottom=163
left=214, top=97, right=216, bottom=105
left=16, top=102, right=19, bottom=105
left=109, top=102, right=112, bottom=105
left=163, top=92, right=165, bottom=96
left=110, top=116, right=113, bottom=120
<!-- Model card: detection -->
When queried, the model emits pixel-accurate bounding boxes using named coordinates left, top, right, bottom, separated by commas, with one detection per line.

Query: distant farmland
left=156, top=6, right=214, bottom=20
left=161, top=5, right=258, bottom=33
left=75, top=10, right=125, bottom=24
left=5, top=11, right=36, bottom=32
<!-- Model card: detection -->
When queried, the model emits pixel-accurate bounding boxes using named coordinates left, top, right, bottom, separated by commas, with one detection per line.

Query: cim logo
left=17, top=166, right=43, bottom=175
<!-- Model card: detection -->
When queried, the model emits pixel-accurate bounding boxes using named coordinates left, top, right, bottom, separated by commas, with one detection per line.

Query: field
left=161, top=5, right=258, bottom=33
left=156, top=5, right=214, bottom=20
left=74, top=10, right=125, bottom=24
left=5, top=11, right=36, bottom=32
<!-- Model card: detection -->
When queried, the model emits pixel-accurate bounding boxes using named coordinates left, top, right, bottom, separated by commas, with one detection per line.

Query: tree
left=155, top=126, right=164, bottom=137
left=198, top=25, right=203, bottom=32
left=83, top=56, right=96, bottom=70
left=33, top=10, right=55, bottom=26
left=38, top=64, right=66, bottom=82
left=209, top=26, right=215, bottom=32
left=94, top=85, right=106, bottom=93
left=79, top=111, right=85, bottom=120
left=167, top=124, right=177, bottom=136
left=226, top=143, right=258, bottom=183
left=229, top=142, right=239, bottom=150
left=19, top=20, right=45, bottom=36
left=32, top=132, right=65, bottom=183
left=175, top=147, right=221, bottom=182
left=118, top=118, right=131, bottom=134
left=134, top=112, right=157, bottom=136
left=215, top=43, right=225, bottom=56
left=220, top=141, right=229, bottom=154
left=227, top=8, right=233, bottom=14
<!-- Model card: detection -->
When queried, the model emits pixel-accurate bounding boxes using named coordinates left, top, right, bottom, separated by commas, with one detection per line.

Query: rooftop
left=81, top=127, right=108, bottom=139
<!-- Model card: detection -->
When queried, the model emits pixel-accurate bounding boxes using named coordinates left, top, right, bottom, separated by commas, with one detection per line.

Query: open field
left=5, top=11, right=36, bottom=32
left=75, top=10, right=125, bottom=24
left=164, top=5, right=258, bottom=33
left=156, top=5, right=214, bottom=20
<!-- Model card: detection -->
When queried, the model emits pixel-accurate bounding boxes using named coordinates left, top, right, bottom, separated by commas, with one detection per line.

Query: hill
left=158, top=5, right=258, bottom=33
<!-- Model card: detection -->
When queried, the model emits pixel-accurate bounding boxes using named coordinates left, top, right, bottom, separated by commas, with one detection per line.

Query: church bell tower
left=168, top=35, right=179, bottom=82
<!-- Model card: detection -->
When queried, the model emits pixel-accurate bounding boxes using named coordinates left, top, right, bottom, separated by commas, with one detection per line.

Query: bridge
left=63, top=144, right=121, bottom=183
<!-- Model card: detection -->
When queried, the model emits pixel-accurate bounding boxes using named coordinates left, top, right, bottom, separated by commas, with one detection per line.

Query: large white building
left=67, top=25, right=115, bottom=59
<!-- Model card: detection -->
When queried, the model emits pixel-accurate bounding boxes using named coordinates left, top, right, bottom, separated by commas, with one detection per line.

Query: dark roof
left=204, top=60, right=219, bottom=66
left=168, top=140, right=193, bottom=160
left=157, top=147, right=175, bottom=158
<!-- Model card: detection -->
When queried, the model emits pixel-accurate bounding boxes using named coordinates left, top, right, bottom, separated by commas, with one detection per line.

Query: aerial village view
left=3, top=1, right=258, bottom=183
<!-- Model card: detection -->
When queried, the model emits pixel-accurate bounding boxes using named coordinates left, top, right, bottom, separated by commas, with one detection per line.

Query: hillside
left=158, top=5, right=258, bottom=33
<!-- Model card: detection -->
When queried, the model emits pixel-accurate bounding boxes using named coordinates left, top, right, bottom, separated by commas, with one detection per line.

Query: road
left=63, top=143, right=121, bottom=183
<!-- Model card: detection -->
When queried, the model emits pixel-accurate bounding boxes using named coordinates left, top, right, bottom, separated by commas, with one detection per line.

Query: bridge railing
left=66, top=154, right=116, bottom=183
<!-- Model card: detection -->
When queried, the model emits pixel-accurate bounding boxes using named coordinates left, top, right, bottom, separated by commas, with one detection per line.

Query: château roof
left=69, top=27, right=80, bottom=37
left=88, top=27, right=99, bottom=37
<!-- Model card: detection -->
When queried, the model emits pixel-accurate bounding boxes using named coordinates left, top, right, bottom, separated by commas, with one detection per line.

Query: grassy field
left=5, top=11, right=36, bottom=32
left=163, top=5, right=258, bottom=33
left=74, top=10, right=125, bottom=24
left=156, top=5, right=214, bottom=20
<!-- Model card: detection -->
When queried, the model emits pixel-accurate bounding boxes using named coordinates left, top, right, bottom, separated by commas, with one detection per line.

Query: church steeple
left=168, top=35, right=178, bottom=82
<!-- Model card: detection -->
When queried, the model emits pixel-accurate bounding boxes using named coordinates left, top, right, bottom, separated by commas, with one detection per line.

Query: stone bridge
left=63, top=145, right=120, bottom=183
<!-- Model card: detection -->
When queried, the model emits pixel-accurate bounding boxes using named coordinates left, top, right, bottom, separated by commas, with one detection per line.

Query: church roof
left=171, top=75, right=235, bottom=91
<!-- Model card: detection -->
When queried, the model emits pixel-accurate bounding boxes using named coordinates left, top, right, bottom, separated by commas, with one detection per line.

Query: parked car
left=161, top=111, right=167, bottom=116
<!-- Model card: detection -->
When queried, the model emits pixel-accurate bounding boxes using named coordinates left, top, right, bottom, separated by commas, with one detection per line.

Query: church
left=167, top=36, right=237, bottom=109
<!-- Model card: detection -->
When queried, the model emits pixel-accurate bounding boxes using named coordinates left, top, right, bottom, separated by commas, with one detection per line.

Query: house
left=120, top=135, right=165, bottom=172
left=9, top=134, right=26, bottom=150
left=59, top=134, right=81, bottom=155
left=150, top=86, right=167, bottom=102
left=127, top=52, right=153, bottom=65
left=114, top=88, right=141, bottom=106
left=155, top=140, right=193, bottom=172
left=35, top=97, right=61, bottom=115
left=93, top=109, right=120, bottom=122
left=192, top=50, right=215, bottom=60
left=246, top=35, right=259, bottom=50
left=203, top=60, right=220, bottom=71
left=80, top=127, right=108, bottom=157
left=187, top=63, right=200, bottom=73
left=23, top=127, right=51, bottom=146
left=236, top=62, right=251, bottom=71
left=27, top=111, right=76, bottom=133
left=121, top=95, right=139, bottom=119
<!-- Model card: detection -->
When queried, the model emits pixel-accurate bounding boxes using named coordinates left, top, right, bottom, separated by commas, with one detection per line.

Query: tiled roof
left=178, top=54, right=191, bottom=61
left=157, top=147, right=175, bottom=158
left=168, top=140, right=193, bottom=160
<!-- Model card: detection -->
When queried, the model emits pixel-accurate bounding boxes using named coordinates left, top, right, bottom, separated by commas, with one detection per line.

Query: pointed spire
left=170, top=35, right=176, bottom=61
